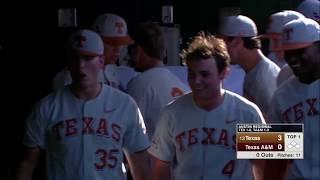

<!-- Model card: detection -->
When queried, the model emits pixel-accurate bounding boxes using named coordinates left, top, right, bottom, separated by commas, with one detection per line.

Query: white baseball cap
left=68, top=29, right=104, bottom=56
left=257, top=10, right=305, bottom=39
left=277, top=18, right=320, bottom=51
left=219, top=15, right=258, bottom=37
left=92, top=13, right=134, bottom=45
left=296, top=0, right=320, bottom=22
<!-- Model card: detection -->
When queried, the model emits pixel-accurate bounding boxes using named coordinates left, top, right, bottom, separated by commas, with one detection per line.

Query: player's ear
left=98, top=55, right=105, bottom=68
left=231, top=36, right=242, bottom=47
left=219, top=66, right=230, bottom=80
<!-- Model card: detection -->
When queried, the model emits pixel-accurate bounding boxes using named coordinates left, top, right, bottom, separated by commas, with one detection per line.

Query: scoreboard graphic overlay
left=236, top=124, right=304, bottom=159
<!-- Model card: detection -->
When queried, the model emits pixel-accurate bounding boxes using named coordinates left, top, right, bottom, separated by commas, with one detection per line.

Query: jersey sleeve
left=23, top=102, right=47, bottom=149
left=250, top=103, right=267, bottom=124
left=148, top=109, right=175, bottom=162
left=127, top=79, right=156, bottom=135
left=127, top=79, right=148, bottom=119
left=267, top=93, right=283, bottom=123
left=122, top=100, right=150, bottom=154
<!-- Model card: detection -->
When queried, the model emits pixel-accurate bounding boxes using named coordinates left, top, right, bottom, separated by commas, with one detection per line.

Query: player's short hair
left=226, top=36, right=261, bottom=49
left=131, top=21, right=164, bottom=60
left=181, top=32, right=230, bottom=73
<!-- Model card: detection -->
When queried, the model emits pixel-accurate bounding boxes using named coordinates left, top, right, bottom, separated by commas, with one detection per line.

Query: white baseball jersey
left=243, top=56, right=280, bottom=114
left=267, top=52, right=287, bottom=68
left=223, top=64, right=245, bottom=96
left=127, top=67, right=191, bottom=137
left=148, top=91, right=265, bottom=180
left=23, top=84, right=150, bottom=180
left=104, top=64, right=138, bottom=91
left=268, top=77, right=320, bottom=179
left=277, top=64, right=294, bottom=87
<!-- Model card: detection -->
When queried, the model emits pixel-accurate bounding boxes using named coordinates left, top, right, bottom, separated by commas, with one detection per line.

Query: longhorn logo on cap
left=284, top=28, right=293, bottom=40
left=115, top=22, right=124, bottom=34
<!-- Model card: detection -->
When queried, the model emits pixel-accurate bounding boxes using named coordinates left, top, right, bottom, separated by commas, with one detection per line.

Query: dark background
left=1, top=0, right=302, bottom=179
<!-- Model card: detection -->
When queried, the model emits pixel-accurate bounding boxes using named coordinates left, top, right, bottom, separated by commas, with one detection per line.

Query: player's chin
left=192, top=90, right=210, bottom=99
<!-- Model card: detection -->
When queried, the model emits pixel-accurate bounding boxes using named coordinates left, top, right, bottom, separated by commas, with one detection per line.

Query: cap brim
left=103, top=36, right=134, bottom=46
left=254, top=33, right=281, bottom=39
left=273, top=42, right=313, bottom=51
left=77, top=50, right=101, bottom=57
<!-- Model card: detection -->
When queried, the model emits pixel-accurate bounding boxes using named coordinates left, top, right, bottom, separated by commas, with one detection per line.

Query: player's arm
left=151, top=156, right=171, bottom=180
left=148, top=108, right=174, bottom=180
left=126, top=148, right=151, bottom=180
left=251, top=160, right=265, bottom=180
left=15, top=146, right=41, bottom=180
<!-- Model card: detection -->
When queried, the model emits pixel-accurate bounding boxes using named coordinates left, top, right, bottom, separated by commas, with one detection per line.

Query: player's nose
left=193, top=75, right=202, bottom=84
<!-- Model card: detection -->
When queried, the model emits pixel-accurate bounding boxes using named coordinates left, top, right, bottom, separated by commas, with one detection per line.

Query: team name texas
left=51, top=117, right=121, bottom=142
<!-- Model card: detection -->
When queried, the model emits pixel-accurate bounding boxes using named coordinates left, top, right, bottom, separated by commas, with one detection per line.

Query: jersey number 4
left=222, top=160, right=235, bottom=178
left=95, top=148, right=120, bottom=170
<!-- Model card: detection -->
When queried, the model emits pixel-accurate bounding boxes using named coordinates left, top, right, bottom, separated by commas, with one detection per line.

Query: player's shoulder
left=263, top=56, right=280, bottom=70
left=32, top=86, right=69, bottom=113
left=128, top=67, right=169, bottom=87
left=168, top=92, right=192, bottom=106
left=274, top=76, right=297, bottom=97
left=252, top=56, right=280, bottom=81
left=225, top=90, right=261, bottom=114
left=161, top=92, right=193, bottom=116
left=258, top=57, right=280, bottom=77
left=102, top=84, right=141, bottom=112
left=102, top=84, right=135, bottom=102
left=127, top=69, right=150, bottom=86
left=155, top=93, right=193, bottom=126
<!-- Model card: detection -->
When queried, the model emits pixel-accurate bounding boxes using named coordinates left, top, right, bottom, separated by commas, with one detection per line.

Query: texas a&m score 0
left=236, top=124, right=304, bottom=159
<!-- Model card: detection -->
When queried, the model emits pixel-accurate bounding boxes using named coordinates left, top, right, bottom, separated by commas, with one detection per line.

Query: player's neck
left=240, top=49, right=263, bottom=73
left=70, top=82, right=102, bottom=101
left=194, top=90, right=225, bottom=111
left=149, top=58, right=163, bottom=68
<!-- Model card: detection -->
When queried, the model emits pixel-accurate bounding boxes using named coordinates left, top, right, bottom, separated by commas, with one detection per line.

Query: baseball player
left=15, top=29, right=150, bottom=180
left=258, top=10, right=305, bottom=68
left=53, top=13, right=137, bottom=92
left=256, top=10, right=305, bottom=86
left=148, top=32, right=266, bottom=180
left=219, top=15, right=280, bottom=117
left=265, top=18, right=320, bottom=179
left=127, top=21, right=190, bottom=138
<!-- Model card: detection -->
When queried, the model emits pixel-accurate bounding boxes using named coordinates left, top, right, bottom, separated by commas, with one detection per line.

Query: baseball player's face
left=187, top=58, right=224, bottom=100
left=103, top=43, right=124, bottom=65
left=68, top=53, right=104, bottom=86
left=222, top=37, right=241, bottom=64
left=284, top=44, right=320, bottom=83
